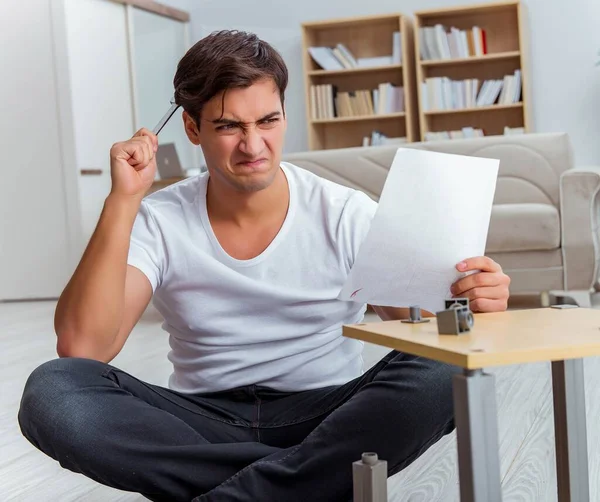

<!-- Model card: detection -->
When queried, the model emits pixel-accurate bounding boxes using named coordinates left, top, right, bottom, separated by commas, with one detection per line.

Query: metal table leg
left=453, top=369, right=503, bottom=502
left=551, top=359, right=590, bottom=502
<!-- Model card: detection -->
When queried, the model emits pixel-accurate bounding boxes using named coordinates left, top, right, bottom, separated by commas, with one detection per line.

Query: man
left=19, top=30, right=510, bottom=501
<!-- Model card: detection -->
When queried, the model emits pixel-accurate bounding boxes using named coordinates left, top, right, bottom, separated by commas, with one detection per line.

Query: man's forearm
left=54, top=194, right=141, bottom=356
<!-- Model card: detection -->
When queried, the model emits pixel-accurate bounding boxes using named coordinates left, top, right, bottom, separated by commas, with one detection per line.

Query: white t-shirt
left=127, top=162, right=378, bottom=394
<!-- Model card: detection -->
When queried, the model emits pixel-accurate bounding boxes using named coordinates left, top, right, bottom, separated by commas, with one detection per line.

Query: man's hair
left=173, top=30, right=288, bottom=124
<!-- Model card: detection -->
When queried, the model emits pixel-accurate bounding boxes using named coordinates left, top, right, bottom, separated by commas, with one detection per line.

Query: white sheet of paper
left=338, top=147, right=499, bottom=313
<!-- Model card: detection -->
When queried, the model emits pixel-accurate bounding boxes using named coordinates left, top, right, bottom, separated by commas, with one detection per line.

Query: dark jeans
left=18, top=351, right=459, bottom=502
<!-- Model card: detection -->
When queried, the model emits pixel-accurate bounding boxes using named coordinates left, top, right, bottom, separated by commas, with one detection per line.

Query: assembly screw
left=362, top=452, right=379, bottom=465
left=409, top=305, right=421, bottom=321
left=401, top=305, right=430, bottom=324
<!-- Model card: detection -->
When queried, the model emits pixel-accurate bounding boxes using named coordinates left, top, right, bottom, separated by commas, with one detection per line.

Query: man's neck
left=206, top=168, right=289, bottom=227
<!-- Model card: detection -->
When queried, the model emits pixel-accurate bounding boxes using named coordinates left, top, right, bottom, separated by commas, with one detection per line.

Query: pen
left=152, top=98, right=180, bottom=135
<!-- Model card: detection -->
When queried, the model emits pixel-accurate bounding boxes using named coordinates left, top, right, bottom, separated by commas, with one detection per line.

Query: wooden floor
left=1, top=300, right=599, bottom=501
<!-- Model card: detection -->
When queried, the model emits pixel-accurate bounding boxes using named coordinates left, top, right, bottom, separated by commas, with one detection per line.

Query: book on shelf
left=373, top=83, right=404, bottom=115
left=363, top=130, right=407, bottom=147
left=357, top=56, right=394, bottom=68
left=310, top=84, right=336, bottom=119
left=308, top=47, right=345, bottom=70
left=419, top=24, right=487, bottom=60
left=425, top=127, right=484, bottom=141
left=310, top=83, right=404, bottom=120
left=421, top=69, right=522, bottom=111
left=425, top=125, right=527, bottom=142
left=308, top=32, right=402, bottom=71
left=392, top=31, right=402, bottom=64
left=335, top=89, right=374, bottom=117
left=504, top=126, right=525, bottom=135
left=498, top=69, right=522, bottom=105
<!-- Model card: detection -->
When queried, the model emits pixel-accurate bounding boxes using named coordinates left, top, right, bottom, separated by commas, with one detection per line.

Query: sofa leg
left=549, top=290, right=592, bottom=308
left=540, top=291, right=551, bottom=308
left=568, top=291, right=592, bottom=308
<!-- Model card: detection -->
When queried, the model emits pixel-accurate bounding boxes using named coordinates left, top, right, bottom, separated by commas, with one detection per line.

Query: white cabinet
left=61, top=0, right=136, bottom=242
left=60, top=0, right=194, bottom=241
left=0, top=0, right=80, bottom=300
left=0, top=0, right=192, bottom=300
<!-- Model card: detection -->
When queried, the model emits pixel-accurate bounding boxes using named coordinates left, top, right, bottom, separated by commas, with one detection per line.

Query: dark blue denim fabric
left=19, top=351, right=458, bottom=501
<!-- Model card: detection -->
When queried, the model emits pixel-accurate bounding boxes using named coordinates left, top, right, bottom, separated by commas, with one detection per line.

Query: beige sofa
left=283, top=132, right=600, bottom=306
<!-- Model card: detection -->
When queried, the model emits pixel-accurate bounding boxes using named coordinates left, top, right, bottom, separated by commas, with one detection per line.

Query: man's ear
left=183, top=111, right=201, bottom=145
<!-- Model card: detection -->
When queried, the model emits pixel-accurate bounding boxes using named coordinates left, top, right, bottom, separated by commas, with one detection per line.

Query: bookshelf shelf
left=312, top=112, right=406, bottom=124
left=414, top=0, right=530, bottom=141
left=308, top=64, right=402, bottom=77
left=415, top=1, right=519, bottom=18
left=424, top=102, right=523, bottom=115
left=301, top=13, right=418, bottom=150
left=420, top=50, right=521, bottom=67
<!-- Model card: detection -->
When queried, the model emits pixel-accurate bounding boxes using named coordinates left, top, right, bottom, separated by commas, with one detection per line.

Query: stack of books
left=424, top=124, right=526, bottom=142
left=419, top=25, right=487, bottom=60
left=310, top=83, right=405, bottom=120
left=497, top=70, right=522, bottom=105
left=310, top=84, right=336, bottom=120
left=421, top=69, right=522, bottom=111
left=425, top=127, right=485, bottom=141
left=308, top=32, right=402, bottom=70
left=363, top=131, right=407, bottom=147
left=334, top=89, right=375, bottom=118
left=504, top=126, right=525, bottom=135
left=373, top=83, right=405, bottom=115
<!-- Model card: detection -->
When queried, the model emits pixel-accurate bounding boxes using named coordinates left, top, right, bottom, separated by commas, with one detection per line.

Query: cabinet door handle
left=80, top=169, right=103, bottom=176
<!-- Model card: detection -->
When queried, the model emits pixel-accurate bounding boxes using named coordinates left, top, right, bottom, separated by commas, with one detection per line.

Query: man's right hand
left=110, top=128, right=159, bottom=198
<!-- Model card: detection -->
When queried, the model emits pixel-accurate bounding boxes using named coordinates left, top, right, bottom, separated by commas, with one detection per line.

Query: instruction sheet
left=338, top=147, right=499, bottom=313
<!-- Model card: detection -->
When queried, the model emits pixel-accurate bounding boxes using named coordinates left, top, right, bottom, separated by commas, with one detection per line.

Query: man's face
left=185, top=79, right=287, bottom=193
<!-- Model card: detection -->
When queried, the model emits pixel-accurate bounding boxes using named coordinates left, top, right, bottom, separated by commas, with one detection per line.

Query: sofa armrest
left=560, top=166, right=600, bottom=290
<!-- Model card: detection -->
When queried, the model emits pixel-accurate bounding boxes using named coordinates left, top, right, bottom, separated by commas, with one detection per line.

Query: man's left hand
left=451, top=257, right=510, bottom=313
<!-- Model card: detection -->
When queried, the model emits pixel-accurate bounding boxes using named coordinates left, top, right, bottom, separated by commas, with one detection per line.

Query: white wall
left=183, top=0, right=600, bottom=165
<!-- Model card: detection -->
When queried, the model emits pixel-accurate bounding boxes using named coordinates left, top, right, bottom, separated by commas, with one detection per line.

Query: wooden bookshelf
left=312, top=112, right=406, bottom=124
left=414, top=0, right=531, bottom=141
left=308, top=64, right=403, bottom=77
left=424, top=102, right=523, bottom=115
left=420, top=50, right=521, bottom=67
left=301, top=13, right=418, bottom=150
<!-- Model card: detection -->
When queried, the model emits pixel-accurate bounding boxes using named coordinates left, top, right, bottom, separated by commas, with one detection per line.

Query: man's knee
left=370, top=356, right=460, bottom=471
left=414, top=358, right=459, bottom=420
left=20, top=357, right=107, bottom=407
left=18, top=357, right=109, bottom=451
left=380, top=353, right=460, bottom=426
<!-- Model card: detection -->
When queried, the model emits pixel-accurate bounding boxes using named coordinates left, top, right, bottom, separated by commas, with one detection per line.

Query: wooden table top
left=343, top=307, right=600, bottom=369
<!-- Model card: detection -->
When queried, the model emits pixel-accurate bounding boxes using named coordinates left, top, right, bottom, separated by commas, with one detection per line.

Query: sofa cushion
left=486, top=203, right=560, bottom=253
left=411, top=133, right=573, bottom=207
left=487, top=249, right=563, bottom=270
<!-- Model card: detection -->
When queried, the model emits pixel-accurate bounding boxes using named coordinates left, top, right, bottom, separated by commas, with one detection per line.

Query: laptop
left=155, top=143, right=184, bottom=179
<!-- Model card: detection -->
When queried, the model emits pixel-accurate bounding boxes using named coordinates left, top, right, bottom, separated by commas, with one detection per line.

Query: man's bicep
left=107, top=265, right=153, bottom=361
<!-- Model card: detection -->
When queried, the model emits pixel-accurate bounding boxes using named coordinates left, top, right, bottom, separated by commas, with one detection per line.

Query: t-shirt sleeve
left=338, top=190, right=378, bottom=271
left=127, top=201, right=164, bottom=292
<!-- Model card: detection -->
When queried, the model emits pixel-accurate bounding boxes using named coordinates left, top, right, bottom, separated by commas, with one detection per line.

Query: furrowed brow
left=210, top=111, right=281, bottom=127
left=211, top=118, right=241, bottom=126
left=257, top=111, right=282, bottom=121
